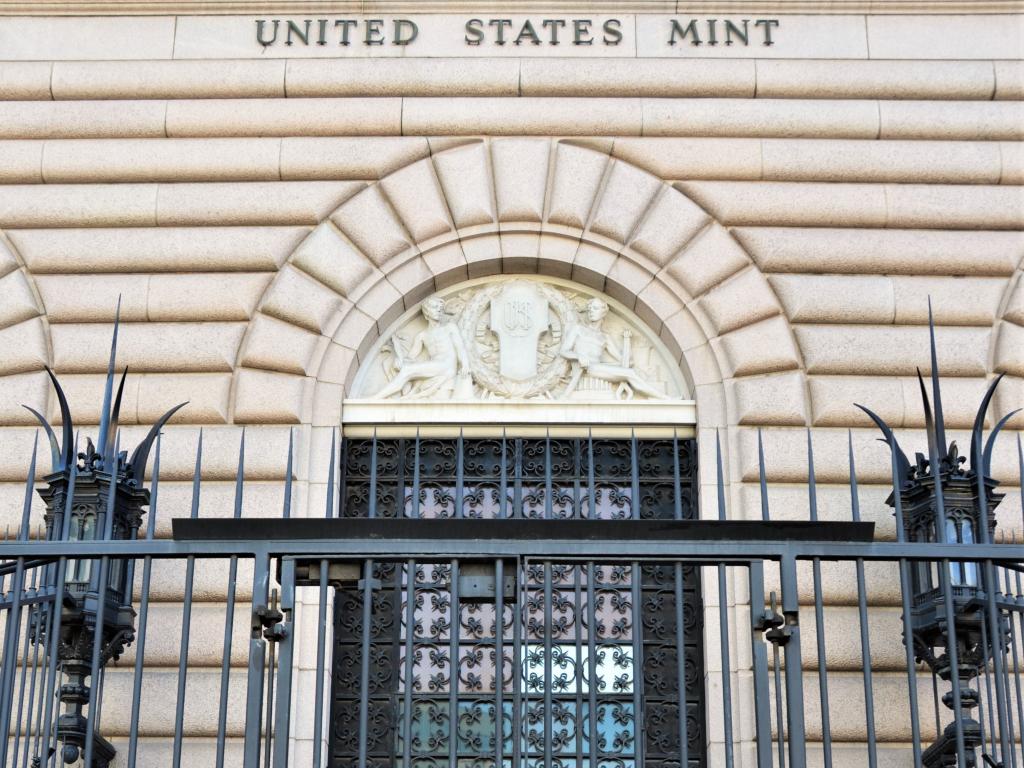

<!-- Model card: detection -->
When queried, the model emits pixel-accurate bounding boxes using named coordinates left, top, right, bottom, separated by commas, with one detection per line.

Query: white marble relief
left=353, top=277, right=686, bottom=401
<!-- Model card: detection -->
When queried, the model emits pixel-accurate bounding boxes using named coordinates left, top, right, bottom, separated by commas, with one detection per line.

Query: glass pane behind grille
left=331, top=437, right=705, bottom=768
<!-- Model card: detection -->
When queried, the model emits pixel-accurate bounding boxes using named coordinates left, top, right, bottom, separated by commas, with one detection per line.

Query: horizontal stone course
left=155, top=181, right=363, bottom=226
left=0, top=100, right=167, bottom=139
left=681, top=180, right=887, bottom=228
left=995, top=60, right=1024, bottom=100
left=808, top=375, right=996, bottom=429
left=613, top=136, right=762, bottom=180
left=0, top=61, right=51, bottom=100
left=280, top=136, right=429, bottom=180
left=880, top=99, right=1024, bottom=140
left=736, top=227, right=1024, bottom=276
left=0, top=134, right=1014, bottom=185
left=51, top=58, right=286, bottom=100
left=683, top=182, right=1024, bottom=229
left=0, top=140, right=42, bottom=183
left=286, top=57, right=519, bottom=97
left=405, top=96, right=644, bottom=136
left=9, top=226, right=306, bottom=273
left=0, top=96, right=1020, bottom=141
left=521, top=58, right=756, bottom=97
left=41, top=137, right=282, bottom=183
left=1, top=57, right=1016, bottom=102
left=760, top=138, right=1001, bottom=184
left=755, top=59, right=996, bottom=100
left=644, top=97, right=880, bottom=139
left=0, top=183, right=158, bottom=227
left=166, top=96, right=403, bottom=137
left=770, top=274, right=1006, bottom=326
left=36, top=273, right=270, bottom=321
left=795, top=324, right=990, bottom=376
left=51, top=322, right=246, bottom=373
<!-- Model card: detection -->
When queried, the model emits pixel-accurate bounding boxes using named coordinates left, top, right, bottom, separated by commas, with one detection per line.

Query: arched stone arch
left=992, top=261, right=1024, bottom=428
left=232, top=138, right=808, bottom=442
left=225, top=139, right=818, bottom=526
left=0, top=231, right=51, bottom=431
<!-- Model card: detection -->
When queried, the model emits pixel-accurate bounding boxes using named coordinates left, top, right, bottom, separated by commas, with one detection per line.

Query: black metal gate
left=330, top=435, right=706, bottom=768
left=6, top=311, right=1024, bottom=768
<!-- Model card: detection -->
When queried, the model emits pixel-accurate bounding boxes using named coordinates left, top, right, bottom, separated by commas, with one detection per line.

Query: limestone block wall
left=0, top=6, right=1021, bottom=765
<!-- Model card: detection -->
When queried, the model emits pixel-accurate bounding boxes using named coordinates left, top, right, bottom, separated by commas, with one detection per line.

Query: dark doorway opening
left=330, top=435, right=706, bottom=767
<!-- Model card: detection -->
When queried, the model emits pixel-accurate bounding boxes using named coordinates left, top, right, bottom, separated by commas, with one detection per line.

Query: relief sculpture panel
left=352, top=277, right=687, bottom=401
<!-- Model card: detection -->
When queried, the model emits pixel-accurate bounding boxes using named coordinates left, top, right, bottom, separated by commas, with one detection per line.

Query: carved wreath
left=457, top=281, right=577, bottom=399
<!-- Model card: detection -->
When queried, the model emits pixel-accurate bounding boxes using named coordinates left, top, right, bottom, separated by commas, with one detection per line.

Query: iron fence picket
left=40, top=437, right=79, bottom=768
left=848, top=432, right=878, bottom=768
left=673, top=432, right=692, bottom=768
left=779, top=555, right=807, bottom=768
left=126, top=436, right=161, bottom=767
left=216, top=432, right=247, bottom=768
left=311, top=431, right=336, bottom=768
left=747, top=561, right=772, bottom=768
left=263, top=588, right=278, bottom=768
left=888, top=438, right=924, bottom=767
left=1007, top=565, right=1024, bottom=749
left=805, top=431, right=833, bottom=768
left=243, top=552, right=271, bottom=768
left=272, top=558, right=296, bottom=768
left=980, top=613, right=998, bottom=759
left=82, top=435, right=121, bottom=768
left=715, top=432, right=736, bottom=768
left=172, top=434, right=203, bottom=768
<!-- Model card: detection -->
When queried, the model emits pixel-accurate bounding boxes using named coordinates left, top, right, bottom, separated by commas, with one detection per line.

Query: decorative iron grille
left=331, top=436, right=705, bottom=768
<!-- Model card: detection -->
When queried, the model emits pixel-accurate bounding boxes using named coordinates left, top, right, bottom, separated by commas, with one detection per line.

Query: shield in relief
left=488, top=281, right=550, bottom=381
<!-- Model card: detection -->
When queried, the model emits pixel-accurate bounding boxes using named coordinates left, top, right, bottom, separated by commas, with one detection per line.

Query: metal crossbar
left=2, top=537, right=1022, bottom=561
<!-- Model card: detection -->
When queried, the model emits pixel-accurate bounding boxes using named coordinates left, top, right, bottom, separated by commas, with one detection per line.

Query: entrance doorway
left=329, top=434, right=706, bottom=767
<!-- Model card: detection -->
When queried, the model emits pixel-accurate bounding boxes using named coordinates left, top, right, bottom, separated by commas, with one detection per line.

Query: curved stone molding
left=349, top=275, right=689, bottom=402
left=0, top=232, right=50, bottom=426
left=230, top=137, right=807, bottom=428
left=993, top=266, right=1024, bottom=428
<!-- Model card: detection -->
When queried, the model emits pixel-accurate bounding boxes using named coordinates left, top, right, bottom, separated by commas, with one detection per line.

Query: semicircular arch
left=231, top=138, right=810, bottom=440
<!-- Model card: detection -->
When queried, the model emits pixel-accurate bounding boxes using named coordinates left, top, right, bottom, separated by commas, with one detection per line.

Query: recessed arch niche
left=343, top=274, right=697, bottom=432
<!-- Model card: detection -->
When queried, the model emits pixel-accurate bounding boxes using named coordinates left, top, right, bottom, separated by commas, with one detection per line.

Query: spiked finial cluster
left=22, top=300, right=187, bottom=484
left=855, top=301, right=1019, bottom=497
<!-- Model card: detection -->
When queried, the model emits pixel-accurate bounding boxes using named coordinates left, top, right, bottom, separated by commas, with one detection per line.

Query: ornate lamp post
left=859, top=314, right=1018, bottom=768
left=25, top=315, right=185, bottom=767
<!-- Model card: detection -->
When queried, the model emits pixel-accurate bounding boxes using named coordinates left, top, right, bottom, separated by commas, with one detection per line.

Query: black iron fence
left=1, top=315, right=1023, bottom=768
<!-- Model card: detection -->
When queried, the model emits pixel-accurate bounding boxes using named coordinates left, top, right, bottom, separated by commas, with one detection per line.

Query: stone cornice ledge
left=1, top=0, right=1022, bottom=14
left=341, top=399, right=699, bottom=434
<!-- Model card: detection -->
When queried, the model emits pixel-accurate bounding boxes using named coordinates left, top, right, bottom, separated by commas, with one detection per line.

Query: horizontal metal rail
left=3, top=537, right=1024, bottom=563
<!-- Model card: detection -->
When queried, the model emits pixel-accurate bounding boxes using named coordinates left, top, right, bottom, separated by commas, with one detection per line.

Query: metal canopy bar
left=172, top=517, right=874, bottom=543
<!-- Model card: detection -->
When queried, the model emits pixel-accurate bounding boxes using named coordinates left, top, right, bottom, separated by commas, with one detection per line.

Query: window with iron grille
left=331, top=435, right=706, bottom=768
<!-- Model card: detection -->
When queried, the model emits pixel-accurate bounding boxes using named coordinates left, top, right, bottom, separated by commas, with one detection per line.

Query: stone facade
left=0, top=2, right=1021, bottom=765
